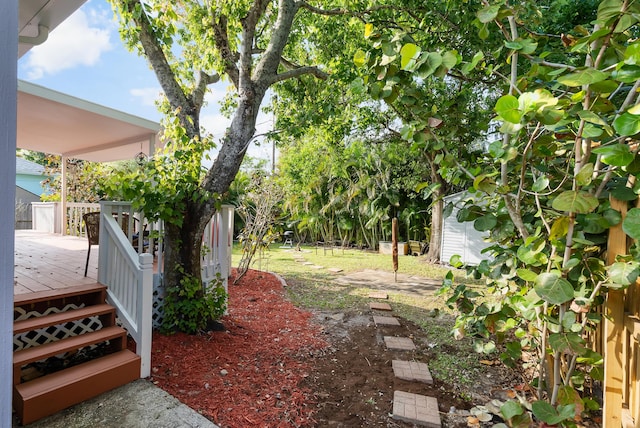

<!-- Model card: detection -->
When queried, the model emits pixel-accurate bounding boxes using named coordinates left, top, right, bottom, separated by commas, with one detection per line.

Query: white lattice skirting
left=13, top=304, right=104, bottom=352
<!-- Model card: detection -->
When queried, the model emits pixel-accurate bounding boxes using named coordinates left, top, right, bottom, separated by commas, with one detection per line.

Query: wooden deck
left=14, top=230, right=99, bottom=296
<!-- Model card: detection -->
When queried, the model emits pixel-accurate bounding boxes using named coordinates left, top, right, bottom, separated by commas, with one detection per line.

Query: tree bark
left=424, top=153, right=443, bottom=262
left=112, top=0, right=331, bottom=329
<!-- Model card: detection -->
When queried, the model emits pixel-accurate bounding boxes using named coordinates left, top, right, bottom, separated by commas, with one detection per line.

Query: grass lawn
left=231, top=243, right=490, bottom=392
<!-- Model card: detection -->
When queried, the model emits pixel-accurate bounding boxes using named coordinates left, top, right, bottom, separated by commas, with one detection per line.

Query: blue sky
left=17, top=0, right=274, bottom=163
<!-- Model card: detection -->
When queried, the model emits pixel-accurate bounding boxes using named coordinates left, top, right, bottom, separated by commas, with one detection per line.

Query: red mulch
left=150, top=269, right=329, bottom=428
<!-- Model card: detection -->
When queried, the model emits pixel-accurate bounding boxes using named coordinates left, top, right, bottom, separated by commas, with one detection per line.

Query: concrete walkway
left=15, top=379, right=217, bottom=428
left=335, top=268, right=441, bottom=296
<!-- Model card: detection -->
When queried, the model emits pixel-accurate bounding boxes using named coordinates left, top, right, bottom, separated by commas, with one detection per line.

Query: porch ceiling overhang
left=19, top=0, right=88, bottom=59
left=18, top=80, right=161, bottom=163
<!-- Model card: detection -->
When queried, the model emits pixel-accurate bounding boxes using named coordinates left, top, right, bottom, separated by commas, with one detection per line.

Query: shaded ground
left=151, top=269, right=522, bottom=427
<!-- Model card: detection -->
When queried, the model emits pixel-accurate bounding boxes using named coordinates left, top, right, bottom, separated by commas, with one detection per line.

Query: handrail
left=66, top=202, right=100, bottom=237
left=96, top=201, right=234, bottom=378
left=98, top=203, right=153, bottom=378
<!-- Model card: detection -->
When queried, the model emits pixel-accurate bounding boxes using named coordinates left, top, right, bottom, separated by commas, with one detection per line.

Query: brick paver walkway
left=392, top=360, right=433, bottom=384
left=369, top=302, right=392, bottom=311
left=384, top=336, right=416, bottom=351
left=368, top=291, right=388, bottom=299
left=373, top=316, right=401, bottom=326
left=392, top=391, right=441, bottom=428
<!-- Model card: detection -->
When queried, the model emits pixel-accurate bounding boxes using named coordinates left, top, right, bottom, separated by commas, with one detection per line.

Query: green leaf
left=354, top=50, right=367, bottom=67
left=624, top=42, right=640, bottom=65
left=578, top=110, right=607, bottom=126
left=474, top=174, right=496, bottom=194
left=441, top=50, right=459, bottom=70
left=623, top=208, right=640, bottom=240
left=612, top=65, right=640, bottom=83
left=449, top=254, right=463, bottom=268
left=597, top=0, right=624, bottom=22
left=613, top=112, right=640, bottom=136
left=416, top=52, right=442, bottom=78
left=551, top=191, right=599, bottom=214
left=501, top=401, right=524, bottom=421
left=607, top=261, right=639, bottom=286
left=590, top=79, right=620, bottom=93
left=582, top=123, right=603, bottom=138
left=557, top=69, right=608, bottom=87
left=549, top=333, right=585, bottom=355
left=516, top=268, right=538, bottom=282
left=535, top=273, right=574, bottom=304
left=474, top=214, right=497, bottom=231
left=517, top=240, right=547, bottom=266
left=462, top=51, right=484, bottom=74
left=550, top=216, right=570, bottom=241
left=575, top=163, right=594, bottom=186
left=400, top=43, right=421, bottom=71
left=505, top=38, right=537, bottom=54
left=593, top=144, right=634, bottom=166
left=532, top=175, right=549, bottom=192
left=611, top=183, right=637, bottom=201
left=603, top=208, right=622, bottom=226
left=477, top=4, right=500, bottom=23
left=495, top=95, right=522, bottom=123
left=478, top=23, right=489, bottom=40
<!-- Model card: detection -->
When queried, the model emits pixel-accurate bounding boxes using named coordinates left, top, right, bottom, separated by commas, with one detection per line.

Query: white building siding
left=440, top=192, right=492, bottom=266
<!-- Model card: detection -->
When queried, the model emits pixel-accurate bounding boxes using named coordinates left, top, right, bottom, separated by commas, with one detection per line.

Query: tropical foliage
left=350, top=0, right=640, bottom=424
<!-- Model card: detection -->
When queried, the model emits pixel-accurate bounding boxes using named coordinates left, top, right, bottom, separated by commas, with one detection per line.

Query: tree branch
left=239, top=0, right=270, bottom=88
left=191, top=71, right=220, bottom=111
left=254, top=0, right=301, bottom=86
left=211, top=15, right=240, bottom=88
left=269, top=65, right=328, bottom=85
left=119, top=0, right=198, bottom=136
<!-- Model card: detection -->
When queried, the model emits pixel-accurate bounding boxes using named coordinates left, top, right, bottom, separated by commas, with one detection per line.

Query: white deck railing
left=202, top=205, right=234, bottom=291
left=96, top=201, right=234, bottom=378
left=67, top=202, right=100, bottom=237
left=98, top=202, right=153, bottom=378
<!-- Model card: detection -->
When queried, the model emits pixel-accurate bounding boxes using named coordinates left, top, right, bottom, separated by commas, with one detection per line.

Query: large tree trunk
left=162, top=201, right=208, bottom=291
left=112, top=0, right=327, bottom=330
left=424, top=153, right=443, bottom=263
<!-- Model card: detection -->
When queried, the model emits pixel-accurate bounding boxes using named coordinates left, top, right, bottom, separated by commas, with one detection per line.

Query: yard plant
left=354, top=0, right=640, bottom=425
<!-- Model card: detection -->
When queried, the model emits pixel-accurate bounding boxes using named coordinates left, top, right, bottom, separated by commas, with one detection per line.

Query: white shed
left=440, top=192, right=492, bottom=265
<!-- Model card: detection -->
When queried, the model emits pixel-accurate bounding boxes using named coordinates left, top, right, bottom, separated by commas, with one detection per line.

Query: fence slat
left=604, top=198, right=628, bottom=427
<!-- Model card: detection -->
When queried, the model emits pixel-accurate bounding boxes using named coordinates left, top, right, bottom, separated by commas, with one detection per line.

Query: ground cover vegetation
left=345, top=0, right=640, bottom=425
left=46, top=1, right=640, bottom=424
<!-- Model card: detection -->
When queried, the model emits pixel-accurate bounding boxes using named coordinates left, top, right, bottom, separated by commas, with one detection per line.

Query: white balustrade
left=97, top=201, right=233, bottom=378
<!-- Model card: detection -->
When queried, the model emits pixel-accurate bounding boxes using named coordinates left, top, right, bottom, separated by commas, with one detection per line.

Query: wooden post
left=392, top=218, right=398, bottom=282
left=603, top=197, right=627, bottom=428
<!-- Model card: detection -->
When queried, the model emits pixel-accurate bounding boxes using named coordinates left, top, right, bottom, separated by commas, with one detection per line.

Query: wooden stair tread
left=14, top=350, right=141, bottom=425
left=13, top=304, right=115, bottom=334
left=14, top=283, right=106, bottom=307
left=15, top=350, right=140, bottom=397
left=14, top=326, right=127, bottom=368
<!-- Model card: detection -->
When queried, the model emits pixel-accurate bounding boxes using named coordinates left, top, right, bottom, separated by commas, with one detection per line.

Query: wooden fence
left=604, top=198, right=640, bottom=428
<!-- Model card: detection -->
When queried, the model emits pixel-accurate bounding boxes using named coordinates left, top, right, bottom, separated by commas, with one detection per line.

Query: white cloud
left=130, top=87, right=163, bottom=107
left=24, top=8, right=113, bottom=79
left=201, top=112, right=232, bottom=140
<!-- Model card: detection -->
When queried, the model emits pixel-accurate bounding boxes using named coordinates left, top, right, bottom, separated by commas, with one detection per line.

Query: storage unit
left=440, top=192, right=492, bottom=265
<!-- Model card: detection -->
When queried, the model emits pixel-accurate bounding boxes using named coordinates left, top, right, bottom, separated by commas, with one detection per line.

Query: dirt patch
left=306, top=310, right=475, bottom=427
left=151, top=269, right=520, bottom=427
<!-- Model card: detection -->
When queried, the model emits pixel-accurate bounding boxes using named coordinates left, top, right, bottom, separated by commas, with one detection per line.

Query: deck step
left=13, top=326, right=128, bottom=385
left=14, top=283, right=106, bottom=307
left=13, top=304, right=115, bottom=335
left=14, top=349, right=141, bottom=425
